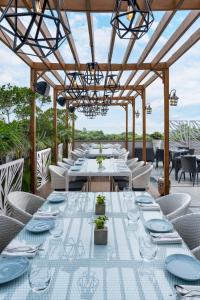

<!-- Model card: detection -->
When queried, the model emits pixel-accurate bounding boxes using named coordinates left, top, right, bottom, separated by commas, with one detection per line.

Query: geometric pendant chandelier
left=111, top=0, right=154, bottom=39
left=0, top=0, right=71, bottom=58
left=84, top=62, right=104, bottom=85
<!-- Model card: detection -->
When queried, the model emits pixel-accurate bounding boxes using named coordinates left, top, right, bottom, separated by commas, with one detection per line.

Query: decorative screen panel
left=189, top=121, right=200, bottom=154
left=169, top=120, right=189, bottom=149
left=36, top=148, right=51, bottom=189
left=0, top=159, right=24, bottom=212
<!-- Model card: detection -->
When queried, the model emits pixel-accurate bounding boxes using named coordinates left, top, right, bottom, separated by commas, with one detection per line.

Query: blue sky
left=0, top=11, right=199, bottom=134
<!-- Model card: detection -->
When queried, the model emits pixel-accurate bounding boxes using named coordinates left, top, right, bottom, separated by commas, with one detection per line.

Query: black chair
left=189, top=149, right=195, bottom=155
left=155, top=149, right=164, bottom=168
left=178, top=156, right=198, bottom=186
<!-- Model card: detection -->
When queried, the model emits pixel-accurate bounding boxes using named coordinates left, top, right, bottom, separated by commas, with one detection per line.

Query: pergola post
left=72, top=112, right=75, bottom=151
left=30, top=68, right=37, bottom=194
left=125, top=105, right=128, bottom=151
left=53, top=89, right=58, bottom=163
left=132, top=99, right=135, bottom=158
left=163, top=68, right=170, bottom=195
left=66, top=104, right=69, bottom=157
left=142, top=88, right=147, bottom=163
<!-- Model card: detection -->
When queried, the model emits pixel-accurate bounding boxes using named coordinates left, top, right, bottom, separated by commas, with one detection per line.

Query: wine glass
left=28, top=264, right=51, bottom=293
left=50, top=218, right=64, bottom=238
left=139, top=235, right=158, bottom=262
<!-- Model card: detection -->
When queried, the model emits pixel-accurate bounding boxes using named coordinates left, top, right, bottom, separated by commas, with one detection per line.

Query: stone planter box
left=94, top=227, right=108, bottom=245
left=95, top=203, right=105, bottom=215
left=158, top=177, right=171, bottom=196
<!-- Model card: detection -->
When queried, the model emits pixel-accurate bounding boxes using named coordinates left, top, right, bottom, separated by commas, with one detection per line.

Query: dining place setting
left=1, top=191, right=200, bottom=299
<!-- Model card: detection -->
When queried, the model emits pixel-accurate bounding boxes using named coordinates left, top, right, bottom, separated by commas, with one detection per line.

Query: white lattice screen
left=36, top=148, right=51, bottom=189
left=0, top=159, right=24, bottom=212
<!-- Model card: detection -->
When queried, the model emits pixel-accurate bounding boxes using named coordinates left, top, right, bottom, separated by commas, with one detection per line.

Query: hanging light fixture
left=84, top=62, right=104, bottom=85
left=89, top=90, right=100, bottom=104
left=135, top=110, right=140, bottom=118
left=169, top=89, right=179, bottom=106
left=104, top=72, right=120, bottom=94
left=146, top=103, right=152, bottom=114
left=66, top=72, right=86, bottom=99
left=111, top=0, right=154, bottom=39
left=0, top=0, right=71, bottom=58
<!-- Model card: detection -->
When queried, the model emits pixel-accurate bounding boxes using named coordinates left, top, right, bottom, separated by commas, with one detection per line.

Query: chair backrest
left=57, top=161, right=70, bottom=169
left=126, top=158, right=138, bottom=166
left=129, top=161, right=144, bottom=172
left=132, top=164, right=153, bottom=189
left=0, top=215, right=24, bottom=253
left=181, top=156, right=196, bottom=172
left=63, top=158, right=74, bottom=166
left=172, top=213, right=200, bottom=250
left=156, top=149, right=164, bottom=161
left=49, top=165, right=68, bottom=191
left=156, top=193, right=191, bottom=220
left=7, top=191, right=45, bottom=224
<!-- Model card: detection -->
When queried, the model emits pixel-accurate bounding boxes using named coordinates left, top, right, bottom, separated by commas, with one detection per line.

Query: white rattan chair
left=156, top=193, right=191, bottom=220
left=49, top=165, right=85, bottom=192
left=129, top=160, right=144, bottom=171
left=172, top=213, right=200, bottom=254
left=119, top=151, right=129, bottom=161
left=0, top=215, right=24, bottom=253
left=7, top=191, right=45, bottom=224
left=131, top=164, right=153, bottom=190
left=126, top=158, right=138, bottom=166
left=57, top=161, right=71, bottom=169
left=63, top=158, right=74, bottom=166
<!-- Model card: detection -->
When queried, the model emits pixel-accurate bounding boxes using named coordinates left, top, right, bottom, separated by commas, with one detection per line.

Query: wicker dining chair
left=172, top=213, right=200, bottom=253
left=156, top=193, right=191, bottom=220
left=7, top=191, right=45, bottom=224
left=0, top=215, right=24, bottom=253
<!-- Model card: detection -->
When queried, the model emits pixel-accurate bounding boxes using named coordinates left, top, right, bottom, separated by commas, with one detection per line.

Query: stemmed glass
left=28, top=264, right=51, bottom=293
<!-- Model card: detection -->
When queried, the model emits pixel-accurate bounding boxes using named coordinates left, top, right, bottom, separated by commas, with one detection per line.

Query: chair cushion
left=69, top=180, right=85, bottom=191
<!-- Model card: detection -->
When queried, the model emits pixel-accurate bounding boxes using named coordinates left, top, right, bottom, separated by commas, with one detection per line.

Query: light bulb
left=126, top=5, right=134, bottom=21
left=73, top=80, right=78, bottom=88
left=35, top=0, right=42, bottom=13
left=108, top=77, right=115, bottom=86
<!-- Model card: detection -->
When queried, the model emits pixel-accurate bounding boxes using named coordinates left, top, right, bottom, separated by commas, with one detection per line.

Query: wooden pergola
left=0, top=0, right=199, bottom=195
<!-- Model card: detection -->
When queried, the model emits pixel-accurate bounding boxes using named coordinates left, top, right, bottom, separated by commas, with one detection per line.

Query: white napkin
left=2, top=241, right=39, bottom=258
left=150, top=232, right=182, bottom=244
left=33, top=210, right=60, bottom=219
left=138, top=203, right=160, bottom=211
left=175, top=284, right=200, bottom=297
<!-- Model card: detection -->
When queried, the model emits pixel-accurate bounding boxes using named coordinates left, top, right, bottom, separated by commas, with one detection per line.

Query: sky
left=0, top=10, right=199, bottom=134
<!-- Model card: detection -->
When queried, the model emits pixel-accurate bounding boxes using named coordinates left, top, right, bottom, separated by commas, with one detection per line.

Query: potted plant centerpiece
left=94, top=216, right=108, bottom=245
left=95, top=194, right=106, bottom=215
left=96, top=156, right=105, bottom=169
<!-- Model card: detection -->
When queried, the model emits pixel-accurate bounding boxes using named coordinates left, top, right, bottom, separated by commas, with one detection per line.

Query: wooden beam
left=132, top=99, right=135, bottom=158
left=72, top=113, right=75, bottom=151
left=168, top=28, right=200, bottom=66
left=53, top=89, right=58, bottom=163
left=55, top=84, right=143, bottom=91
left=66, top=105, right=69, bottom=157
left=2, top=1, right=199, bottom=11
left=64, top=96, right=134, bottom=101
left=126, top=10, right=200, bottom=96
left=125, top=105, right=128, bottom=151
left=163, top=68, right=170, bottom=195
left=30, top=68, right=37, bottom=194
left=86, top=0, right=95, bottom=62
left=32, top=62, right=167, bottom=71
left=142, top=89, right=146, bottom=163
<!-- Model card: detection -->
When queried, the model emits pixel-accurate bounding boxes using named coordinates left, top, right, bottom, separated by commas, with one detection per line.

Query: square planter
left=95, top=203, right=105, bottom=215
left=94, top=227, right=108, bottom=245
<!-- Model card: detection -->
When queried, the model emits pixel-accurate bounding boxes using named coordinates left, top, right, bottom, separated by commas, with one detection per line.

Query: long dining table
left=68, top=159, right=132, bottom=190
left=87, top=148, right=120, bottom=158
left=0, top=191, right=199, bottom=300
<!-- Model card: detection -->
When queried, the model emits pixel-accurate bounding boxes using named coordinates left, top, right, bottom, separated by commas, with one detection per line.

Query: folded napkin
left=175, top=284, right=200, bottom=297
left=2, top=241, right=40, bottom=258
left=138, top=203, right=160, bottom=211
left=150, top=232, right=182, bottom=244
left=33, top=210, right=60, bottom=219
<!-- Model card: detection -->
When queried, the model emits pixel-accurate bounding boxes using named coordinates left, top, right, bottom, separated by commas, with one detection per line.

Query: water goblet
left=28, top=264, right=51, bottom=293
left=50, top=218, right=64, bottom=238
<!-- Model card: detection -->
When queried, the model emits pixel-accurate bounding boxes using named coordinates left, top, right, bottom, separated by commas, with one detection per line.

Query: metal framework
left=0, top=1, right=199, bottom=194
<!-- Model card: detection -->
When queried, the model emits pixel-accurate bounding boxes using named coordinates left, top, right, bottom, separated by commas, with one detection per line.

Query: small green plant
left=151, top=131, right=163, bottom=140
left=96, top=156, right=105, bottom=167
left=93, top=216, right=108, bottom=230
left=96, top=194, right=106, bottom=205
